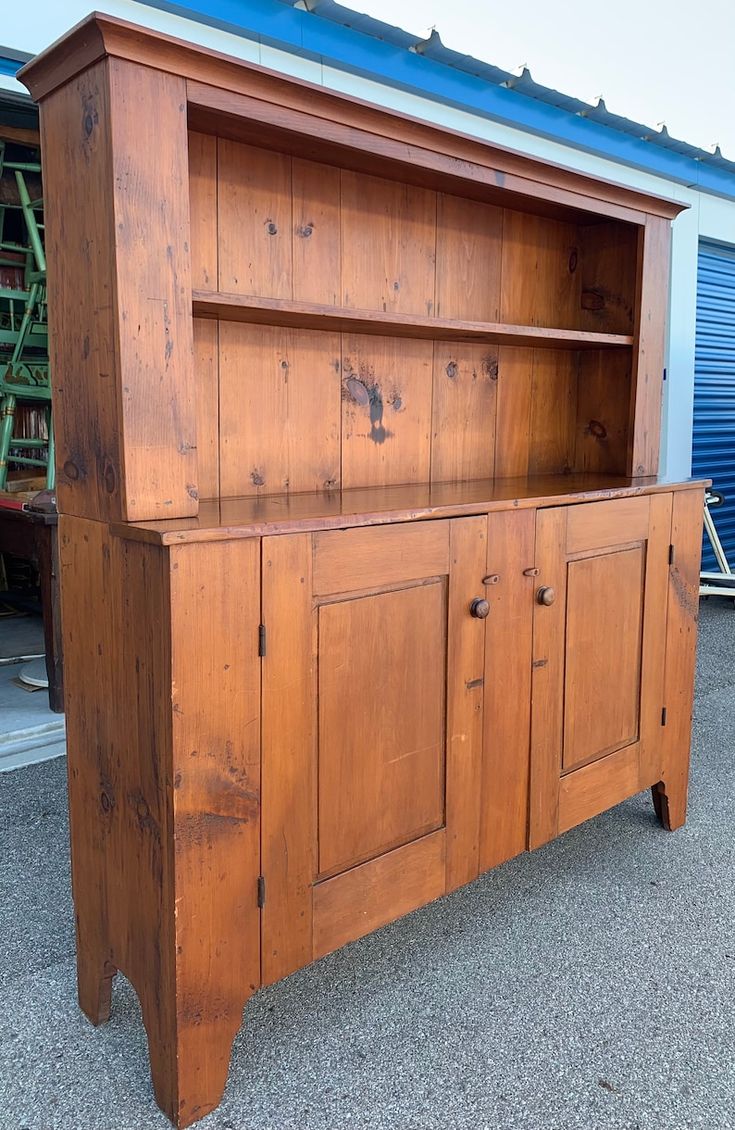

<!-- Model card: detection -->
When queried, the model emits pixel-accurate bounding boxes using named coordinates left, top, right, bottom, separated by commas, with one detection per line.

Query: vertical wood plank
left=529, top=506, right=568, bottom=848
left=435, top=194, right=502, bottom=321
left=292, top=158, right=341, bottom=305
left=528, top=350, right=577, bottom=474
left=579, top=219, right=638, bottom=335
left=40, top=59, right=197, bottom=522
left=629, top=216, right=670, bottom=475
left=261, top=533, right=316, bottom=983
left=193, top=318, right=219, bottom=500
left=500, top=211, right=580, bottom=328
left=219, top=322, right=341, bottom=496
left=655, top=488, right=704, bottom=828
left=445, top=516, right=487, bottom=891
left=341, top=334, right=432, bottom=488
left=479, top=509, right=536, bottom=870
left=188, top=130, right=217, bottom=292
left=638, top=491, right=673, bottom=788
left=575, top=349, right=632, bottom=475
left=341, top=172, right=436, bottom=315
left=59, top=516, right=178, bottom=1116
left=494, top=347, right=533, bottom=477
left=169, top=538, right=261, bottom=1125
left=431, top=343, right=498, bottom=483
left=218, top=139, right=292, bottom=298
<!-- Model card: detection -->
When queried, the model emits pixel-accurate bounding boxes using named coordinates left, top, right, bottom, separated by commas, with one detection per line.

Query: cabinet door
left=530, top=494, right=672, bottom=848
left=261, top=518, right=487, bottom=984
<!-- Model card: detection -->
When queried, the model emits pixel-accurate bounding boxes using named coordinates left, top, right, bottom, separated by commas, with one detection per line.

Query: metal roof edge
left=10, top=0, right=735, bottom=203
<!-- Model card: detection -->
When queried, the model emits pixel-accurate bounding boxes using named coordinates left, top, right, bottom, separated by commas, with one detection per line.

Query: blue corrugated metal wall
left=693, top=240, right=735, bottom=569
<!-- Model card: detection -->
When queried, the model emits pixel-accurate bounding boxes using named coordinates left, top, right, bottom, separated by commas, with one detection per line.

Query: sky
left=341, top=0, right=735, bottom=160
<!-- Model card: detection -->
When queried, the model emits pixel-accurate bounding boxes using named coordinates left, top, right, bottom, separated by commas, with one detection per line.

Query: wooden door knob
left=537, top=586, right=556, bottom=606
left=470, top=597, right=490, bottom=619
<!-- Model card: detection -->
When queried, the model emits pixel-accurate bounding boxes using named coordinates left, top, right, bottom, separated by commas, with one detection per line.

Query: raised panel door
left=261, top=518, right=487, bottom=984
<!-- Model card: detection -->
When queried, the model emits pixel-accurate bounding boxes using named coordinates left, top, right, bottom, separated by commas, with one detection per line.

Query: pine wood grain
left=218, top=321, right=341, bottom=496
left=39, top=59, right=197, bottom=522
left=431, top=343, right=498, bottom=483
left=500, top=211, right=580, bottom=328
left=317, top=582, right=446, bottom=877
left=313, top=520, right=450, bottom=595
left=192, top=318, right=219, bottom=499
left=218, top=139, right=292, bottom=298
left=188, top=130, right=217, bottom=292
left=479, top=508, right=536, bottom=870
left=435, top=193, right=502, bottom=321
left=341, top=171, right=436, bottom=316
left=292, top=157, right=341, bottom=305
left=341, top=334, right=433, bottom=489
left=445, top=516, right=487, bottom=890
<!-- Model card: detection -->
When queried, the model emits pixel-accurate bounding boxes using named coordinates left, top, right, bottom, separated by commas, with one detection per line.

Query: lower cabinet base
left=58, top=484, right=703, bottom=1128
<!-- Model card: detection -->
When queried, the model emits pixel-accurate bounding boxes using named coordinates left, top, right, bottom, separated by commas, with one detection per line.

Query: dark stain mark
left=587, top=419, right=608, bottom=440
left=568, top=248, right=578, bottom=273
left=179, top=441, right=196, bottom=454
left=446, top=361, right=459, bottom=380
left=176, top=806, right=258, bottom=849
left=82, top=336, right=90, bottom=360
left=670, top=567, right=698, bottom=621
left=392, top=396, right=402, bottom=412
left=324, top=478, right=338, bottom=490
left=164, top=338, right=174, bottom=362
left=344, top=377, right=391, bottom=443
left=186, top=484, right=199, bottom=500
left=63, top=460, right=80, bottom=481
left=100, top=791, right=112, bottom=814
left=251, top=469, right=265, bottom=486
left=129, top=789, right=160, bottom=842
left=466, top=677, right=484, bottom=690
left=333, top=359, right=341, bottom=373
left=103, top=462, right=117, bottom=494
left=265, top=221, right=278, bottom=236
left=174, top=772, right=183, bottom=790
left=426, top=300, right=433, bottom=316
left=393, top=280, right=400, bottom=291
left=296, top=223, right=313, bottom=238
left=483, top=355, right=499, bottom=380
left=532, top=658, right=548, bottom=669
left=581, top=289, right=605, bottom=311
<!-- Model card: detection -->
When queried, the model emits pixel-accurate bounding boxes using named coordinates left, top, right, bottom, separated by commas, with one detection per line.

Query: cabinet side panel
left=629, top=216, right=670, bottom=476
left=40, top=60, right=198, bottom=522
left=169, top=538, right=261, bottom=1119
left=480, top=509, right=536, bottom=869
left=40, top=65, right=121, bottom=522
left=59, top=516, right=177, bottom=1093
left=108, top=59, right=197, bottom=520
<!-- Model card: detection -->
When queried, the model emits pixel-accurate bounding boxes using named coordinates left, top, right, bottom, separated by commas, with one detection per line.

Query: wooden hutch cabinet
left=21, top=15, right=704, bottom=1128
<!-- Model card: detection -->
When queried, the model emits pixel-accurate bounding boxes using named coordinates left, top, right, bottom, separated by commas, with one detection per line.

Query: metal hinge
left=663, top=367, right=667, bottom=382
left=661, top=706, right=667, bottom=726
left=258, top=623, right=267, bottom=657
left=257, top=875, right=266, bottom=908
left=668, top=544, right=675, bottom=566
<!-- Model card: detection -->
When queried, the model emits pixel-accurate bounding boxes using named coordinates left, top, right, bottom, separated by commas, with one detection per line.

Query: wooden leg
left=76, top=948, right=117, bottom=1026
left=137, top=974, right=251, bottom=1129
left=651, top=777, right=688, bottom=831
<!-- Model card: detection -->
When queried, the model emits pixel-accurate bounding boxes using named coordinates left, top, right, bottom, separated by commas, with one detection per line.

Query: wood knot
left=588, top=419, right=607, bottom=439
left=265, top=221, right=278, bottom=235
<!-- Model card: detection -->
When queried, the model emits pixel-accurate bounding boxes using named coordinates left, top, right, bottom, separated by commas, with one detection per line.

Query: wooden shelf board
left=192, top=291, right=634, bottom=350
left=111, top=474, right=707, bottom=546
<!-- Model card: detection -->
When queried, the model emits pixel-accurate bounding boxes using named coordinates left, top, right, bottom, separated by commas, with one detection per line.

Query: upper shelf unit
left=189, top=134, right=642, bottom=340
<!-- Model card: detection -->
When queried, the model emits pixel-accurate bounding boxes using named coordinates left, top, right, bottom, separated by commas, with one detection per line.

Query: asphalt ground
left=1, top=599, right=734, bottom=1130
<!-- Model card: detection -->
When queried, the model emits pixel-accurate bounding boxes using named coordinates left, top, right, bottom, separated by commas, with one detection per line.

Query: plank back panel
left=500, top=211, right=580, bottom=328
left=431, top=343, right=498, bottom=483
left=188, top=130, right=217, bottom=292
left=341, top=334, right=433, bottom=488
left=218, top=138, right=292, bottom=298
left=435, top=194, right=502, bottom=321
left=340, top=171, right=436, bottom=316
left=193, top=318, right=219, bottom=499
left=218, top=322, right=341, bottom=496
left=292, top=158, right=341, bottom=305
